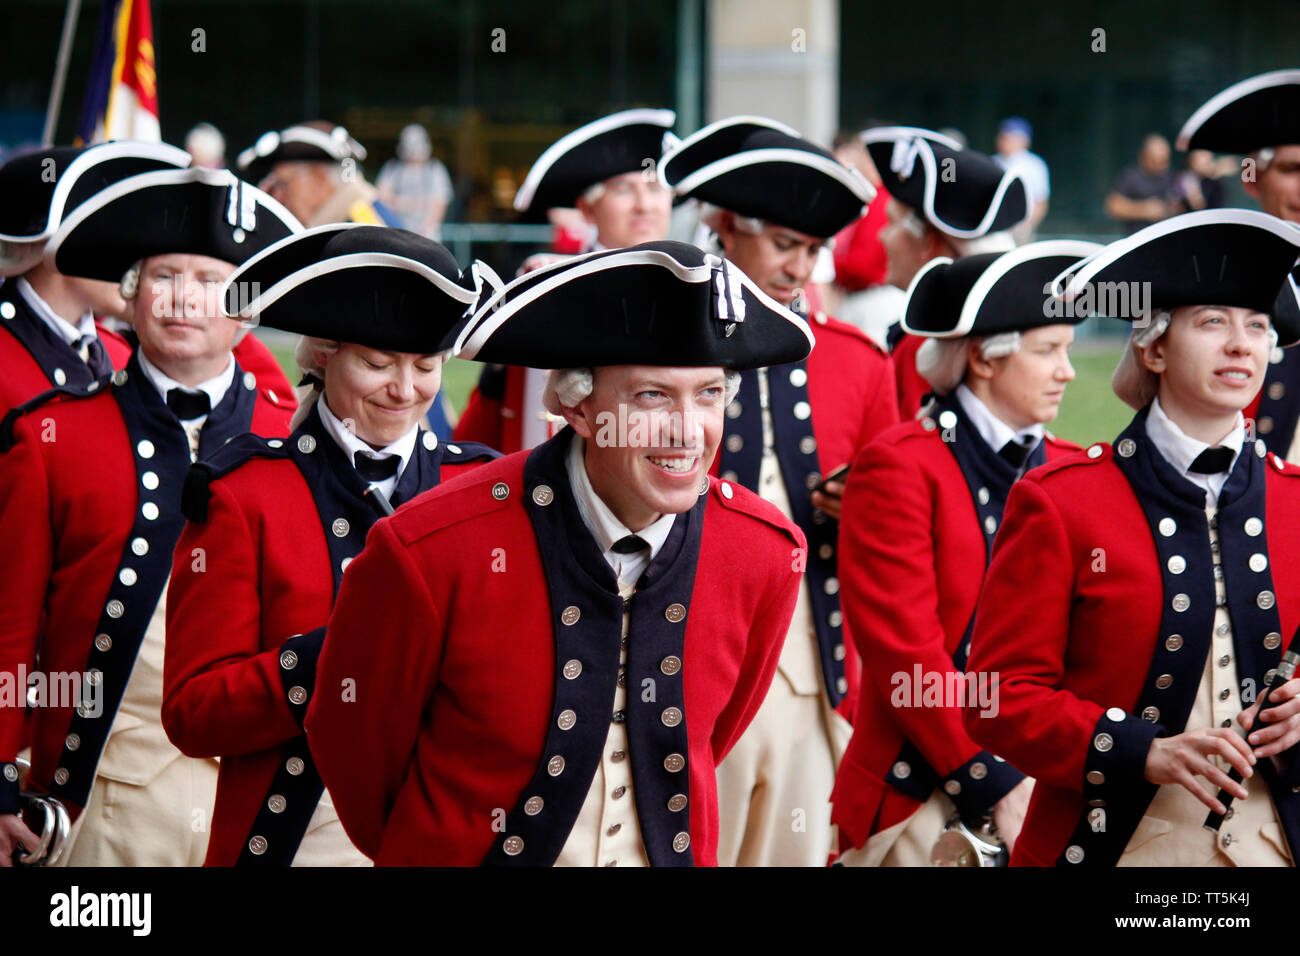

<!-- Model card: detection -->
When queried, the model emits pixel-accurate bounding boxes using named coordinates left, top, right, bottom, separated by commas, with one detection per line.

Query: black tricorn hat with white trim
left=455, top=239, right=814, bottom=370
left=0, top=140, right=191, bottom=276
left=513, top=108, right=678, bottom=218
left=863, top=127, right=1028, bottom=239
left=221, top=224, right=497, bottom=353
left=46, top=166, right=302, bottom=281
left=659, top=115, right=875, bottom=239
left=1177, top=69, right=1300, bottom=153
left=1057, top=209, right=1300, bottom=346
left=903, top=240, right=1103, bottom=339
left=235, top=122, right=368, bottom=183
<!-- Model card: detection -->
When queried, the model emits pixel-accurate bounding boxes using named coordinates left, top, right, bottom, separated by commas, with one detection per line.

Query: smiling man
left=306, top=240, right=812, bottom=866
left=0, top=166, right=299, bottom=867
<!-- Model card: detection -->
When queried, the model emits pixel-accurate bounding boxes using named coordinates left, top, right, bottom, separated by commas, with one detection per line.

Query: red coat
left=305, top=439, right=805, bottom=865
left=454, top=364, right=530, bottom=454
left=162, top=425, right=495, bottom=866
left=232, top=334, right=297, bottom=415
left=962, top=431, right=1300, bottom=866
left=831, top=410, right=1078, bottom=848
left=0, top=357, right=292, bottom=815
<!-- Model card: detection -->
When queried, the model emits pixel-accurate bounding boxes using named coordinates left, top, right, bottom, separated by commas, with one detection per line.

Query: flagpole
left=42, top=0, right=84, bottom=145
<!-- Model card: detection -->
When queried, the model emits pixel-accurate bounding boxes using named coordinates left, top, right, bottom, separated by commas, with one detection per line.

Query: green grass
left=267, top=340, right=1134, bottom=447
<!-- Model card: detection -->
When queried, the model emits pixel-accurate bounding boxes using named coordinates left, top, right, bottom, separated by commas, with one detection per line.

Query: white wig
left=915, top=331, right=1022, bottom=398
left=542, top=367, right=742, bottom=417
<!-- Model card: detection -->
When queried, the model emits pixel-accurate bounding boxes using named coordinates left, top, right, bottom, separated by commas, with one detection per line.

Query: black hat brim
left=1177, top=69, right=1300, bottom=154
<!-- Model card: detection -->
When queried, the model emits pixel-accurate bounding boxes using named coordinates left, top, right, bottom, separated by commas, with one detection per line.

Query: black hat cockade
left=455, top=239, right=814, bottom=370
left=660, top=115, right=874, bottom=239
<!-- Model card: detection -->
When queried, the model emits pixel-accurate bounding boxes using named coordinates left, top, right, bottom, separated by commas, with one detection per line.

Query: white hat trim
left=1175, top=69, right=1300, bottom=151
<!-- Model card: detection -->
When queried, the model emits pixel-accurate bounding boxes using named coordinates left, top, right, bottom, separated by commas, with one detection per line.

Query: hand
left=1237, top=677, right=1300, bottom=758
left=1144, top=727, right=1254, bottom=814
left=0, top=812, right=41, bottom=868
left=990, top=777, right=1033, bottom=855
left=1143, top=198, right=1170, bottom=220
left=810, top=466, right=849, bottom=520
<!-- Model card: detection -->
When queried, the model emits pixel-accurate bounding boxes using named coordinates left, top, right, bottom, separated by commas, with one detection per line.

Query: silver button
left=1086, top=770, right=1105, bottom=785
left=1218, top=655, right=1230, bottom=668
left=446, top=442, right=461, bottom=455
left=836, top=677, right=848, bottom=694
left=1264, top=632, right=1282, bottom=650
left=726, top=402, right=742, bottom=419
left=65, top=733, right=80, bottom=751
left=892, top=761, right=911, bottom=779
left=612, top=785, right=627, bottom=799
left=921, top=418, right=936, bottom=432
left=823, top=577, right=839, bottom=596
left=1166, top=555, right=1186, bottom=574
left=280, top=650, right=299, bottom=670
left=607, top=823, right=622, bottom=836
left=1106, top=707, right=1126, bottom=722
left=557, top=709, right=577, bottom=731
left=241, top=371, right=256, bottom=391
left=1141, top=706, right=1159, bottom=722
left=94, top=634, right=112, bottom=652
left=1222, top=833, right=1233, bottom=847
left=818, top=543, right=833, bottom=560
left=297, top=434, right=317, bottom=454
left=287, top=685, right=307, bottom=705
left=1158, top=517, right=1176, bottom=537
left=984, top=515, right=997, bottom=535
left=502, top=835, right=524, bottom=856
left=1117, top=438, right=1136, bottom=457
left=422, top=431, right=438, bottom=451
left=112, top=369, right=128, bottom=386
left=248, top=835, right=268, bottom=855
left=672, top=832, right=690, bottom=853
left=667, top=793, right=688, bottom=812
left=833, top=643, right=846, bottom=661
left=1093, top=733, right=1114, bottom=752
left=141, top=501, right=159, bottom=521
left=547, top=755, right=565, bottom=776
left=563, top=659, right=582, bottom=679
left=130, top=537, right=149, bottom=556
left=664, top=753, right=685, bottom=773
left=1219, top=688, right=1232, bottom=701
left=1165, top=634, right=1183, bottom=651
left=977, top=487, right=990, bottom=505
left=799, top=436, right=817, bottom=455
left=331, top=517, right=350, bottom=538
left=136, top=439, right=155, bottom=459
left=1065, top=845, right=1085, bottom=864
left=2, top=764, right=17, bottom=781
left=86, top=669, right=101, bottom=687
left=789, top=368, right=808, bottom=387
left=725, top=434, right=743, bottom=453
left=660, top=656, right=682, bottom=676
left=1171, top=593, right=1190, bottom=613
left=267, top=439, right=284, bottom=449
left=938, top=410, right=958, bottom=430
left=106, top=599, right=125, bottom=619
left=119, top=568, right=137, bottom=586
left=611, top=749, right=627, bottom=763
left=561, top=605, right=581, bottom=626
left=1087, top=445, right=1103, bottom=460
left=1155, top=673, right=1173, bottom=689
left=341, top=557, right=352, bottom=572
left=665, top=603, right=686, bottom=623
left=532, top=485, right=554, bottom=506
left=268, top=794, right=287, bottom=814
left=491, top=481, right=510, bottom=501
left=286, top=757, right=305, bottom=775
left=1244, top=517, right=1263, bottom=537
left=0, top=301, right=13, bottom=319
left=524, top=796, right=544, bottom=816
left=720, top=482, right=734, bottom=500
left=793, top=401, right=811, bottom=420
left=1246, top=552, right=1267, bottom=572
left=54, top=767, right=70, bottom=785
left=1259, top=417, right=1275, bottom=434
left=944, top=780, right=961, bottom=795
left=969, top=762, right=988, bottom=780
left=1257, top=590, right=1275, bottom=610
left=661, top=707, right=683, bottom=727
left=804, top=472, right=822, bottom=490
left=829, top=610, right=843, bottom=628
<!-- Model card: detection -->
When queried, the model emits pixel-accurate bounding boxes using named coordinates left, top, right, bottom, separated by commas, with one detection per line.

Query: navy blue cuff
left=278, top=627, right=326, bottom=730
left=940, top=751, right=1025, bottom=826
left=0, top=763, right=18, bottom=814
left=1082, top=708, right=1164, bottom=806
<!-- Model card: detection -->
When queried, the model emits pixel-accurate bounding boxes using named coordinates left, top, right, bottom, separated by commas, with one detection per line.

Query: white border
left=950, top=240, right=1103, bottom=337
left=512, top=108, right=676, bottom=212
left=910, top=138, right=1029, bottom=240
left=1176, top=69, right=1300, bottom=151
left=0, top=140, right=191, bottom=244
left=236, top=124, right=366, bottom=171
left=454, top=246, right=814, bottom=360
left=860, top=126, right=964, bottom=151
left=1062, top=208, right=1300, bottom=304
left=899, top=255, right=953, bottom=336
left=658, top=115, right=801, bottom=188
left=666, top=146, right=876, bottom=208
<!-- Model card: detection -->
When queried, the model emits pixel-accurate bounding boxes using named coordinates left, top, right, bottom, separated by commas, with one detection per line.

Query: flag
left=76, top=0, right=159, bottom=143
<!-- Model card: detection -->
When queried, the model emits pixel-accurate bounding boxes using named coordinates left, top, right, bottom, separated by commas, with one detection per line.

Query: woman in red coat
left=162, top=225, right=500, bottom=866
left=831, top=240, right=1098, bottom=865
left=965, top=210, right=1300, bottom=867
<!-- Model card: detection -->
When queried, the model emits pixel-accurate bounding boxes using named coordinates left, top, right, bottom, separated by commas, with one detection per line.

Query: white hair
left=949, top=230, right=1017, bottom=257
left=290, top=335, right=341, bottom=430
left=542, top=367, right=742, bottom=417
left=915, top=331, right=1022, bottom=398
left=698, top=203, right=764, bottom=239
left=1254, top=147, right=1275, bottom=174
left=120, top=260, right=143, bottom=299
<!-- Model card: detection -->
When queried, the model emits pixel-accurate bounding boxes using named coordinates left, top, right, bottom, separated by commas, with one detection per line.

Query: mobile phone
left=813, top=464, right=851, bottom=496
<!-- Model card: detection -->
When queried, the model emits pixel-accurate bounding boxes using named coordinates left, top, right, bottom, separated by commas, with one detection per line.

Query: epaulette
left=1264, top=447, right=1300, bottom=477
left=0, top=376, right=110, bottom=453
left=391, top=469, right=515, bottom=545
left=1033, top=442, right=1112, bottom=480
left=182, top=432, right=291, bottom=522
left=442, top=439, right=503, bottom=464
left=710, top=476, right=802, bottom=545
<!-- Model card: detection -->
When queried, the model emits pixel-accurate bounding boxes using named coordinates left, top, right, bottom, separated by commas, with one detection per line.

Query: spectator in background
left=1106, top=133, right=1182, bottom=234
left=995, top=116, right=1050, bottom=242
left=1176, top=148, right=1232, bottom=211
left=827, top=128, right=899, bottom=347
left=376, top=123, right=454, bottom=240
left=184, top=122, right=226, bottom=168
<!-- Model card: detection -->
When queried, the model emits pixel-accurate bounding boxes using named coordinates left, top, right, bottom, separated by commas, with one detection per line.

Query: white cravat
left=317, top=395, right=419, bottom=502
left=1144, top=396, right=1244, bottom=502
left=565, top=434, right=675, bottom=587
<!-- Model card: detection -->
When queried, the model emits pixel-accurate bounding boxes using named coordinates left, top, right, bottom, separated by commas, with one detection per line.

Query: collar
left=565, top=433, right=675, bottom=561
left=955, top=383, right=1043, bottom=452
left=136, top=350, right=235, bottom=420
left=15, top=277, right=95, bottom=346
left=317, top=393, right=419, bottom=484
left=1145, top=395, right=1243, bottom=481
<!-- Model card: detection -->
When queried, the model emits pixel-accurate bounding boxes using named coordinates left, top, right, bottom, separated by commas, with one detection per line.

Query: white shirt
left=1144, top=395, right=1244, bottom=503
left=995, top=149, right=1050, bottom=204
left=15, top=276, right=95, bottom=346
left=566, top=434, right=675, bottom=587
left=318, top=395, right=419, bottom=502
left=955, top=384, right=1043, bottom=458
left=136, top=351, right=235, bottom=430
